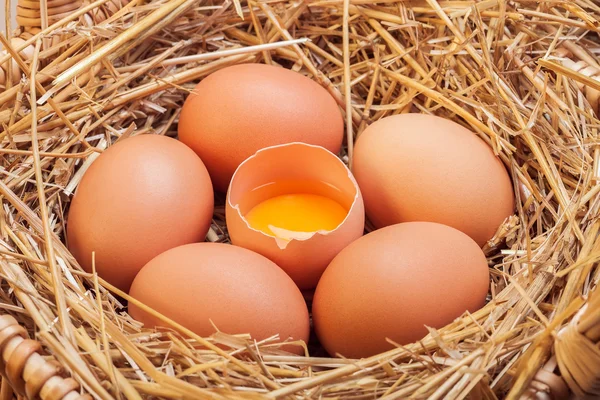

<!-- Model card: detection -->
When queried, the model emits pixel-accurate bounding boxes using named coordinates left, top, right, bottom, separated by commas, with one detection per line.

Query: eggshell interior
left=226, top=143, right=365, bottom=290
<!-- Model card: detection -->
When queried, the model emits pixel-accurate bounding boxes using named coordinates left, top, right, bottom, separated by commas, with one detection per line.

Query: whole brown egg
left=129, top=243, right=310, bottom=353
left=67, top=135, right=214, bottom=292
left=352, top=114, right=514, bottom=247
left=178, top=63, right=344, bottom=192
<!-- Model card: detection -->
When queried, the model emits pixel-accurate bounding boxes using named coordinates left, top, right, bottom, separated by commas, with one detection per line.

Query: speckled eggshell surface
left=313, top=222, right=490, bottom=359
left=352, top=113, right=514, bottom=247
left=67, top=135, right=214, bottom=292
left=178, top=63, right=344, bottom=192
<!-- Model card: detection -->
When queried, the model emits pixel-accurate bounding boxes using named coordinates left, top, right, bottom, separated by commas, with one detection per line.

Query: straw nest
left=0, top=0, right=599, bottom=399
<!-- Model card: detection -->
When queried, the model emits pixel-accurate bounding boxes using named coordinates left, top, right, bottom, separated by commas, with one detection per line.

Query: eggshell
left=226, top=143, right=364, bottom=290
left=67, top=135, right=214, bottom=292
left=352, top=114, right=514, bottom=247
left=129, top=243, right=310, bottom=353
left=313, top=222, right=489, bottom=359
left=178, top=63, right=344, bottom=192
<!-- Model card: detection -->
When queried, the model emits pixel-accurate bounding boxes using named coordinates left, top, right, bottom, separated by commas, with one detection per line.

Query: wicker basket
left=0, top=0, right=599, bottom=399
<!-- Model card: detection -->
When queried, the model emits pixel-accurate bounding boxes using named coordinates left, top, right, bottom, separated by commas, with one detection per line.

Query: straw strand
left=0, top=0, right=598, bottom=399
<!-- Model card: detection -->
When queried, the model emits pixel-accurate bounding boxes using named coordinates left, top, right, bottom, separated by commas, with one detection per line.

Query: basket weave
left=0, top=0, right=599, bottom=399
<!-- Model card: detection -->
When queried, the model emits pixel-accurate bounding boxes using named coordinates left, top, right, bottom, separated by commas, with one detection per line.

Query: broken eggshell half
left=226, top=142, right=365, bottom=290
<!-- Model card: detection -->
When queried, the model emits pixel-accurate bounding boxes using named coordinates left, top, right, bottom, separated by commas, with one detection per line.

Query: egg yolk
left=245, top=194, right=347, bottom=237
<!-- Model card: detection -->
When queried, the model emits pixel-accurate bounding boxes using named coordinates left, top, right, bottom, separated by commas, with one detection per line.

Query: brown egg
left=313, top=222, right=489, bottom=359
left=352, top=114, right=514, bottom=247
left=178, top=63, right=344, bottom=192
left=226, top=143, right=364, bottom=290
left=129, top=243, right=310, bottom=353
left=67, top=135, right=214, bottom=292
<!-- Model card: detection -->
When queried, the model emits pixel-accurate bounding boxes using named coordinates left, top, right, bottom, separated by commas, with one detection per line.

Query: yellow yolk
left=245, top=194, right=348, bottom=237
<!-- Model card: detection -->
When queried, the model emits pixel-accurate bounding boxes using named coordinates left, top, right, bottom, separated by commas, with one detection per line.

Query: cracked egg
left=226, top=143, right=364, bottom=290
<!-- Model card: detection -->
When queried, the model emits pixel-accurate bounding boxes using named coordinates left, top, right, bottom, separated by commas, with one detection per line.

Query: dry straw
left=0, top=0, right=599, bottom=399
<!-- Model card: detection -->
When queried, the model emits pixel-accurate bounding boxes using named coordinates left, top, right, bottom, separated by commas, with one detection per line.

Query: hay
left=0, top=0, right=599, bottom=398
